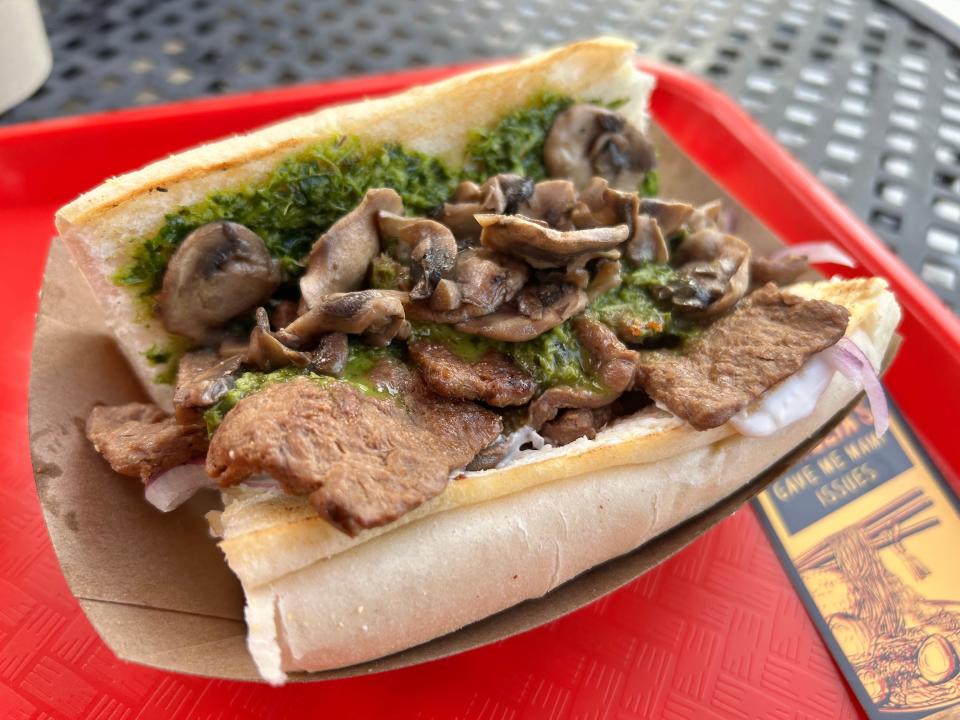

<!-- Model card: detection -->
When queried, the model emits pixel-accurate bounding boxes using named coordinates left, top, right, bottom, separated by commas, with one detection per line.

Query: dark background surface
left=5, top=0, right=960, bottom=312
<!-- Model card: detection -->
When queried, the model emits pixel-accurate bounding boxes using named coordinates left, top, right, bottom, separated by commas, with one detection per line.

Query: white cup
left=0, top=0, right=52, bottom=115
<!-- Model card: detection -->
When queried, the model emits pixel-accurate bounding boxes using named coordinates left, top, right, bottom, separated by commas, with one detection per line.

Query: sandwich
left=54, top=37, right=901, bottom=683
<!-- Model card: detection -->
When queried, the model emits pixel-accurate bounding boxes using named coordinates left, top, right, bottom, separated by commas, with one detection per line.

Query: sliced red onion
left=824, top=337, right=889, bottom=437
left=145, top=462, right=218, bottom=512
left=770, top=242, right=857, bottom=268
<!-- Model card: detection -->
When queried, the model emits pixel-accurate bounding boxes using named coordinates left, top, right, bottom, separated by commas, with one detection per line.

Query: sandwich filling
left=86, top=95, right=851, bottom=536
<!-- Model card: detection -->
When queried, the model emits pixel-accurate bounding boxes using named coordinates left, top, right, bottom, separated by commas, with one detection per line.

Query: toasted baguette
left=55, top=37, right=652, bottom=409
left=212, top=276, right=899, bottom=683
left=54, top=38, right=901, bottom=684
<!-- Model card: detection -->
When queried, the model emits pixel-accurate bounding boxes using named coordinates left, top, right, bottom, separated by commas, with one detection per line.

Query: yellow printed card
left=754, top=399, right=960, bottom=718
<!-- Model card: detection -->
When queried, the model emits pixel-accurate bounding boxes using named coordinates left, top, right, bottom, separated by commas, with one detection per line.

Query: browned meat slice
left=87, top=403, right=208, bottom=482
left=634, top=283, right=850, bottom=430
left=528, top=315, right=638, bottom=428
left=750, top=254, right=809, bottom=286
left=408, top=340, right=536, bottom=407
left=364, top=358, right=503, bottom=466
left=540, top=406, right=618, bottom=446
left=300, top=188, right=403, bottom=311
left=207, top=361, right=501, bottom=534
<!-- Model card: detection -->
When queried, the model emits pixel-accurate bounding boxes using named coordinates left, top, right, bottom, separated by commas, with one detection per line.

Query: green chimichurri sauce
left=410, top=321, right=599, bottom=389
left=115, top=138, right=457, bottom=297
left=589, top=263, right=696, bottom=344
left=463, top=92, right=573, bottom=181
left=507, top=322, right=600, bottom=390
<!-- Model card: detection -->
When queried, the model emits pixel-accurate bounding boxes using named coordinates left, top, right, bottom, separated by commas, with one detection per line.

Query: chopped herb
left=369, top=252, right=411, bottom=291
left=409, top=323, right=500, bottom=363
left=114, top=137, right=457, bottom=299
left=590, top=262, right=699, bottom=345
left=507, top=321, right=600, bottom=390
left=464, top=92, right=574, bottom=181
left=640, top=169, right=659, bottom=197
left=143, top=336, right=191, bottom=385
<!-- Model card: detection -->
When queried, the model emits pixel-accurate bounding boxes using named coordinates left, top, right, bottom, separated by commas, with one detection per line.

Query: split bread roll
left=55, top=36, right=654, bottom=410
left=52, top=36, right=902, bottom=684
left=217, top=275, right=899, bottom=684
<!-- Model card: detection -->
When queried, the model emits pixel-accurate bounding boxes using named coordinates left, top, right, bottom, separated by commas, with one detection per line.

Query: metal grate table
left=4, top=0, right=960, bottom=312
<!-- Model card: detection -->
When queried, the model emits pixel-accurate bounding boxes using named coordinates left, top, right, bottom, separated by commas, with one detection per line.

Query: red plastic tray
left=0, top=61, right=957, bottom=719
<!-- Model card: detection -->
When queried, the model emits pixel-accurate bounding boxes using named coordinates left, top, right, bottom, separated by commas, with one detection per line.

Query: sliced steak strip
left=634, top=283, right=849, bottom=430
left=408, top=340, right=536, bottom=407
left=364, top=358, right=503, bottom=467
left=207, top=361, right=501, bottom=534
left=540, top=406, right=617, bottom=446
left=87, top=403, right=208, bottom=482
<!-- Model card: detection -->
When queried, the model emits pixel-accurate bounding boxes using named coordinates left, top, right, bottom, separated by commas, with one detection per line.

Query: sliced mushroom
left=563, top=248, right=622, bottom=290
left=545, top=104, right=655, bottom=190
left=430, top=278, right=462, bottom=311
left=300, top=188, right=403, bottom=311
left=307, top=332, right=349, bottom=375
left=158, top=221, right=281, bottom=342
left=639, top=198, right=695, bottom=237
left=685, top=200, right=722, bottom=233
left=456, top=248, right=528, bottom=312
left=586, top=258, right=623, bottom=301
left=517, top=179, right=578, bottom=229
left=573, top=177, right=671, bottom=264
left=437, top=174, right=534, bottom=246
left=247, top=307, right=310, bottom=371
left=377, top=212, right=457, bottom=300
left=750, top=254, right=809, bottom=287
left=454, top=282, right=587, bottom=341
left=173, top=353, right=244, bottom=419
left=571, top=176, right=630, bottom=228
left=477, top=213, right=628, bottom=269
left=528, top=315, right=638, bottom=429
left=403, top=249, right=528, bottom=324
left=279, top=289, right=409, bottom=348
left=652, top=228, right=751, bottom=317
left=624, top=215, right=669, bottom=265
left=268, top=299, right=299, bottom=330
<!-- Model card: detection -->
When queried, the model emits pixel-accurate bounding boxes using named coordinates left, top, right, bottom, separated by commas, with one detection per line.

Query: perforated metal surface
left=4, top=0, right=960, bottom=310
